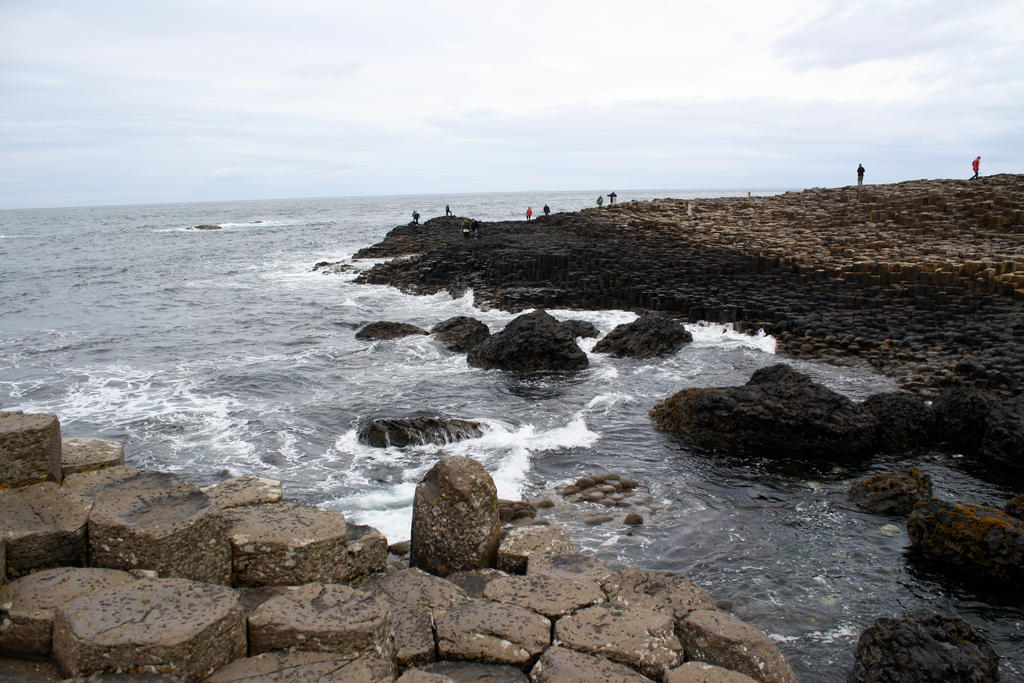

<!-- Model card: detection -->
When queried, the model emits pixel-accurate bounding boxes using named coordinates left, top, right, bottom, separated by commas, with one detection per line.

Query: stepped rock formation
left=354, top=175, right=1024, bottom=396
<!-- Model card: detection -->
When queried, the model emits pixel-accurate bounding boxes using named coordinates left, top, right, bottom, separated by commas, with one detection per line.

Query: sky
left=1, top=0, right=1022, bottom=209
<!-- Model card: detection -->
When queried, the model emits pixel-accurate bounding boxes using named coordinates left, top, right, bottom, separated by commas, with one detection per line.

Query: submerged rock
left=650, top=364, right=876, bottom=459
left=593, top=312, right=693, bottom=359
left=848, top=468, right=933, bottom=516
left=355, top=321, right=430, bottom=340
left=907, top=498, right=1024, bottom=587
left=357, top=416, right=484, bottom=448
left=849, top=611, right=1000, bottom=682
left=467, top=309, right=589, bottom=372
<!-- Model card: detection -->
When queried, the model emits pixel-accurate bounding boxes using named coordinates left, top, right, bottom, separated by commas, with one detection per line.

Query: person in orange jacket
left=526, top=207, right=533, bottom=220
left=971, top=156, right=981, bottom=179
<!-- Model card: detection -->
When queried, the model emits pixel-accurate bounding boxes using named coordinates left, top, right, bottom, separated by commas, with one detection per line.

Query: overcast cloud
left=1, top=0, right=1021, bottom=208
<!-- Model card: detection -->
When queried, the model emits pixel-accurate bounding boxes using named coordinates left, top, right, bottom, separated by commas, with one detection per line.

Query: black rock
left=355, top=321, right=430, bottom=340
left=357, top=417, right=484, bottom=448
left=848, top=468, right=933, bottom=516
left=850, top=611, right=1000, bottom=682
left=650, top=363, right=876, bottom=459
left=431, top=316, right=491, bottom=353
left=592, top=312, right=693, bottom=359
left=1006, top=494, right=1024, bottom=520
left=560, top=319, right=601, bottom=339
left=861, top=392, right=936, bottom=452
left=932, top=387, right=993, bottom=451
left=980, top=393, right=1024, bottom=476
left=467, top=309, right=589, bottom=372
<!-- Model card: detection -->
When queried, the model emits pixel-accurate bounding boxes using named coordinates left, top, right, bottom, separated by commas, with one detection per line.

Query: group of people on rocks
left=855, top=156, right=983, bottom=187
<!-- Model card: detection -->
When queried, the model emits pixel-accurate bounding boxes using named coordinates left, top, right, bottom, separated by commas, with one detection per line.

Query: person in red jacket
left=526, top=207, right=533, bottom=220
left=971, top=156, right=981, bottom=179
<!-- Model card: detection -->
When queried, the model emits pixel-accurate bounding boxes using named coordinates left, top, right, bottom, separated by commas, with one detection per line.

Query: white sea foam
left=686, top=321, right=777, bottom=353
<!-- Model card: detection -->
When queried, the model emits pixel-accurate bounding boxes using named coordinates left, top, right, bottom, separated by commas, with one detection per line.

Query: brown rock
left=247, top=582, right=395, bottom=665
left=400, top=660, right=530, bottom=682
left=434, top=599, right=551, bottom=667
left=224, top=501, right=349, bottom=586
left=555, top=603, right=682, bottom=679
left=207, top=650, right=394, bottom=682
left=410, top=456, right=499, bottom=577
left=603, top=568, right=716, bottom=621
left=201, top=475, right=283, bottom=509
left=346, top=522, right=388, bottom=581
left=666, top=661, right=759, bottom=682
left=52, top=577, right=246, bottom=681
left=0, top=411, right=61, bottom=487
left=88, top=471, right=231, bottom=584
left=527, top=553, right=616, bottom=585
left=60, top=466, right=142, bottom=498
left=483, top=572, right=605, bottom=618
left=530, top=645, right=653, bottom=681
left=0, top=483, right=91, bottom=577
left=0, top=567, right=135, bottom=656
left=848, top=468, right=932, bottom=516
left=60, top=437, right=124, bottom=477
left=496, top=525, right=572, bottom=574
left=677, top=610, right=796, bottom=683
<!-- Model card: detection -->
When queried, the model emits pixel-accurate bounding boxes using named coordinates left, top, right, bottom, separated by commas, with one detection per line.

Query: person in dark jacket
left=857, top=164, right=865, bottom=186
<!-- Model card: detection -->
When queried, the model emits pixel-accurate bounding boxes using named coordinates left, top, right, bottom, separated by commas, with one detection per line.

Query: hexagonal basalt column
left=247, top=582, right=396, bottom=666
left=207, top=651, right=395, bottom=682
left=225, top=502, right=350, bottom=587
left=0, top=567, right=136, bottom=656
left=60, top=437, right=124, bottom=478
left=52, top=577, right=246, bottom=681
left=0, top=411, right=61, bottom=487
left=0, top=483, right=91, bottom=577
left=434, top=598, right=551, bottom=667
left=88, top=471, right=231, bottom=584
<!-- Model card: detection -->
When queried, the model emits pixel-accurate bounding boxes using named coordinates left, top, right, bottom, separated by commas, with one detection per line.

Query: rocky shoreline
left=352, top=175, right=1024, bottom=398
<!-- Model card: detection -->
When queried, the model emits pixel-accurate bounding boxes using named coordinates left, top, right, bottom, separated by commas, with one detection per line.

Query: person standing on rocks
left=543, top=204, right=550, bottom=216
left=857, top=164, right=865, bottom=186
left=597, top=196, right=604, bottom=207
left=526, top=207, right=533, bottom=220
left=971, top=156, right=981, bottom=179
left=445, top=204, right=452, bottom=216
left=411, top=211, right=420, bottom=224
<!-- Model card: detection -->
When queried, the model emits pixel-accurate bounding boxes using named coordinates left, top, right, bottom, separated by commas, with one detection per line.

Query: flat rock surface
left=678, top=609, right=796, bottom=683
left=52, top=577, right=245, bottom=681
left=61, top=466, right=142, bottom=498
left=603, top=567, right=716, bottom=620
left=0, top=482, right=91, bottom=576
left=483, top=572, right=605, bottom=618
left=400, top=660, right=530, bottom=682
left=496, top=525, right=572, bottom=575
left=531, top=645, right=653, bottom=681
left=0, top=567, right=136, bottom=656
left=555, top=603, right=682, bottom=679
left=666, top=661, right=759, bottom=682
left=207, top=650, right=394, bottom=682
left=202, top=476, right=283, bottom=509
left=60, top=437, right=125, bottom=476
left=0, top=411, right=61, bottom=487
left=247, top=582, right=395, bottom=662
left=225, top=501, right=348, bottom=586
left=434, top=598, right=551, bottom=667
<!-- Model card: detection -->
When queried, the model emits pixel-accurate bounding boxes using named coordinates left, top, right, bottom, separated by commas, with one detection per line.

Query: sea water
left=1, top=189, right=1020, bottom=680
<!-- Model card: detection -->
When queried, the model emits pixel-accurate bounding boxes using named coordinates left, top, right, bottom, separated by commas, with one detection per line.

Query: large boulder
left=410, top=456, right=500, bottom=577
left=356, top=321, right=429, bottom=340
left=907, top=498, right=1024, bottom=587
left=979, top=392, right=1024, bottom=475
left=0, top=411, right=61, bottom=487
left=357, top=416, right=484, bottom=448
left=560, top=319, right=601, bottom=339
left=677, top=610, right=796, bottom=683
left=88, top=471, right=232, bottom=584
left=849, top=611, right=1000, bottom=682
left=593, top=312, right=693, bottom=359
left=52, top=577, right=246, bottom=680
left=0, top=483, right=91, bottom=577
left=848, top=468, right=933, bottom=516
left=931, top=387, right=992, bottom=452
left=467, top=310, right=589, bottom=371
left=431, top=316, right=491, bottom=352
left=860, top=392, right=935, bottom=452
left=650, top=364, right=876, bottom=459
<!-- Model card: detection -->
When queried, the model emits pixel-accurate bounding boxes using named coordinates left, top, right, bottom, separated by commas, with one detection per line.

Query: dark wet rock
left=593, top=312, right=693, bottom=359
left=849, top=611, right=1000, bottom=683
left=444, top=568, right=507, bottom=599
left=650, top=364, right=876, bottom=459
left=907, top=498, right=1024, bottom=587
left=861, top=392, right=935, bottom=452
left=561, top=319, right=601, bottom=339
left=0, top=411, right=61, bottom=487
left=498, top=499, right=537, bottom=523
left=355, top=321, right=430, bottom=340
left=979, top=392, right=1024, bottom=475
left=188, top=224, right=221, bottom=230
left=357, top=416, right=484, bottom=448
left=931, top=387, right=993, bottom=451
left=624, top=512, right=644, bottom=526
left=466, top=309, right=588, bottom=372
left=312, top=261, right=356, bottom=274
left=558, top=471, right=649, bottom=508
left=848, top=468, right=933, bottom=516
left=431, top=316, right=491, bottom=352
left=410, top=456, right=500, bottom=577
left=677, top=610, right=796, bottom=683
left=1007, top=494, right=1024, bottom=519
